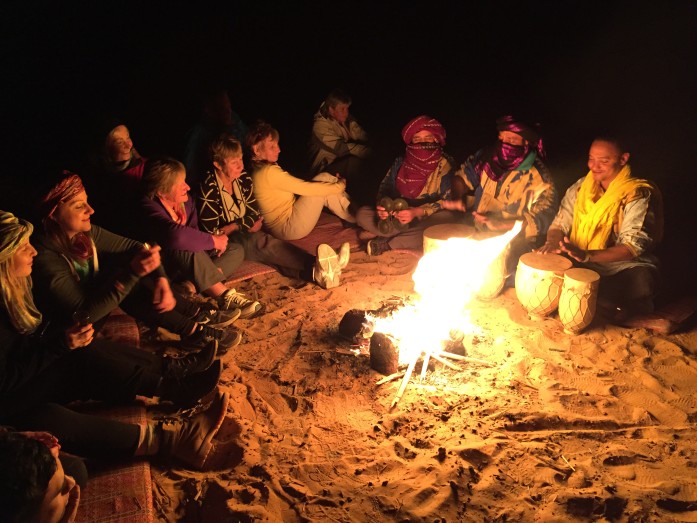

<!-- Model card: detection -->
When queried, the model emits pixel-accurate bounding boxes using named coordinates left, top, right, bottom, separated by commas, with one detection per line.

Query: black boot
left=159, top=360, right=222, bottom=408
left=163, top=340, right=217, bottom=380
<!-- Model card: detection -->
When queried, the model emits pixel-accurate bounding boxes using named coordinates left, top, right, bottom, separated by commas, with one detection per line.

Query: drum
left=423, top=223, right=475, bottom=254
left=558, top=268, right=601, bottom=334
left=476, top=243, right=509, bottom=301
left=515, top=253, right=573, bottom=319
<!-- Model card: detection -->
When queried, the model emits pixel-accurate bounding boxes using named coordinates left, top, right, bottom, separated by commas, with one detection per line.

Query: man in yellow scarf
left=538, top=137, right=664, bottom=328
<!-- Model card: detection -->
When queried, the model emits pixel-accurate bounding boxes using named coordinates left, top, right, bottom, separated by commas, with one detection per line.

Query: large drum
left=515, top=253, right=573, bottom=319
left=423, top=224, right=475, bottom=254
left=558, top=268, right=601, bottom=334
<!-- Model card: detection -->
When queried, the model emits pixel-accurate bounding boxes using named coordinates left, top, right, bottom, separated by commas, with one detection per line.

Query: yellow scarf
left=570, top=165, right=655, bottom=250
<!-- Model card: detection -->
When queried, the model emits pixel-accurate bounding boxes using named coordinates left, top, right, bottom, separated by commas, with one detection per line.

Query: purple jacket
left=139, top=194, right=214, bottom=252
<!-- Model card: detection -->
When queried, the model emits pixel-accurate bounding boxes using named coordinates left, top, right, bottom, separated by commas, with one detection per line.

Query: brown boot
left=159, top=389, right=229, bottom=469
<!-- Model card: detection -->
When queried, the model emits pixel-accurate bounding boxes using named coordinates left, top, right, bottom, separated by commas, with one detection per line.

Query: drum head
left=565, top=267, right=601, bottom=283
left=423, top=223, right=475, bottom=242
left=519, top=252, right=573, bottom=272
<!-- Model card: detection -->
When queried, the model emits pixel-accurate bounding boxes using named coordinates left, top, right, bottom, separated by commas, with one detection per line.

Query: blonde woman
left=0, top=210, right=229, bottom=470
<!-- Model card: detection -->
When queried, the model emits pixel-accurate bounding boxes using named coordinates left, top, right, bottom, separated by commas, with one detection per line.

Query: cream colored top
left=251, top=162, right=345, bottom=230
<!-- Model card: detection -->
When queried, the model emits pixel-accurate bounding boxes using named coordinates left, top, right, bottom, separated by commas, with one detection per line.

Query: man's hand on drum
left=536, top=229, right=564, bottom=254
left=559, top=236, right=587, bottom=262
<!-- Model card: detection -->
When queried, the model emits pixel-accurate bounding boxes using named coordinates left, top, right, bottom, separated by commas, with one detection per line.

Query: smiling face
left=53, top=191, right=94, bottom=239
left=105, top=125, right=134, bottom=163
left=253, top=137, right=281, bottom=163
left=588, top=140, right=630, bottom=189
left=37, top=447, right=78, bottom=523
left=10, top=240, right=37, bottom=278
left=159, top=170, right=190, bottom=205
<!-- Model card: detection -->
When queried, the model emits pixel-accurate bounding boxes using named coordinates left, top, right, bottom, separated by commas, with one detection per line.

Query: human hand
left=61, top=483, right=81, bottom=523
left=65, top=323, right=94, bottom=349
left=153, top=277, right=176, bottom=312
left=19, top=431, right=60, bottom=451
left=395, top=208, right=419, bottom=224
left=559, top=236, right=587, bottom=262
left=212, top=233, right=228, bottom=257
left=130, top=243, right=162, bottom=276
left=441, top=199, right=466, bottom=212
left=376, top=205, right=389, bottom=220
left=249, top=217, right=264, bottom=233
left=536, top=241, right=562, bottom=254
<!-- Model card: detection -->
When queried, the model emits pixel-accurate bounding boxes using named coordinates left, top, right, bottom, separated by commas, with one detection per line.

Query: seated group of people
left=0, top=86, right=670, bottom=521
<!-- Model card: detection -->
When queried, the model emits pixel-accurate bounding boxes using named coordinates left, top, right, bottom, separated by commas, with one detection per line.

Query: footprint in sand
left=610, top=385, right=688, bottom=427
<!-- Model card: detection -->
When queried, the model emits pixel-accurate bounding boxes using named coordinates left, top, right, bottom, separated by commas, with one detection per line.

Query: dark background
left=2, top=0, right=696, bottom=295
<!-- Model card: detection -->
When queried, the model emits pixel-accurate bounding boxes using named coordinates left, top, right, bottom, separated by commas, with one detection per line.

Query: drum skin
left=515, top=253, right=573, bottom=319
left=558, top=268, right=600, bottom=334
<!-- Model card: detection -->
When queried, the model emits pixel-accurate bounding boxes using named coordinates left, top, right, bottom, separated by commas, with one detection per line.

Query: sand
left=148, top=250, right=697, bottom=522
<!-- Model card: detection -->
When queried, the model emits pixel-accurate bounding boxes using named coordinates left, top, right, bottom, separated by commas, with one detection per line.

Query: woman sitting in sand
left=139, top=156, right=264, bottom=317
left=31, top=172, right=242, bottom=353
left=355, top=115, right=457, bottom=256
left=196, top=133, right=350, bottom=289
left=0, top=210, right=229, bottom=471
left=248, top=120, right=356, bottom=241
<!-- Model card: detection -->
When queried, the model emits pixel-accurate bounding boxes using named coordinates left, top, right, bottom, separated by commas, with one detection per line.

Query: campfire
left=348, top=222, right=524, bottom=409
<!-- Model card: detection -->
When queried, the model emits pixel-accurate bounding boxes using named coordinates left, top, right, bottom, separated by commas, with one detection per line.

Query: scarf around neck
left=570, top=165, right=656, bottom=250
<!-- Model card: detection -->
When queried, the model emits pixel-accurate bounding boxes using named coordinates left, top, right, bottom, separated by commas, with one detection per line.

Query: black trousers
left=120, top=279, right=199, bottom=335
left=0, top=339, right=161, bottom=458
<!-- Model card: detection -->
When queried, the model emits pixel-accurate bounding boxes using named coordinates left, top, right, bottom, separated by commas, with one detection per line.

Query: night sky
left=2, top=1, right=696, bottom=293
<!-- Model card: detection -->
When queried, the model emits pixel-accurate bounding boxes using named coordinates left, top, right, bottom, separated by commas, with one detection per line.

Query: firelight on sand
left=372, top=221, right=523, bottom=366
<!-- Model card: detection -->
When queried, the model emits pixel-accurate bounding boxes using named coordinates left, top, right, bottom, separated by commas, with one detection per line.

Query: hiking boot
left=158, top=389, right=229, bottom=469
left=367, top=238, right=391, bottom=256
left=181, top=325, right=242, bottom=354
left=192, top=307, right=241, bottom=328
left=159, top=360, right=222, bottom=408
left=314, top=243, right=341, bottom=289
left=338, top=242, right=350, bottom=269
left=219, top=288, right=263, bottom=319
left=163, top=340, right=217, bottom=380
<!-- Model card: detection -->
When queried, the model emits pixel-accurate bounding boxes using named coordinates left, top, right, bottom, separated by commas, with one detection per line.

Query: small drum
left=558, top=268, right=601, bottom=334
left=423, top=223, right=475, bottom=254
left=515, top=253, right=573, bottom=319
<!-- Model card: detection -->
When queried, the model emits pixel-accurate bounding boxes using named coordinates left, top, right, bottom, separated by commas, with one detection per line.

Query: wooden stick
left=420, top=351, right=431, bottom=381
left=436, top=352, right=494, bottom=367
left=376, top=371, right=406, bottom=385
left=391, top=352, right=421, bottom=410
left=430, top=352, right=462, bottom=371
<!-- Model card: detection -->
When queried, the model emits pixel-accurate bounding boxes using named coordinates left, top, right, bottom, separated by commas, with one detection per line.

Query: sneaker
left=338, top=242, right=350, bottom=269
left=219, top=288, right=263, bottom=319
left=193, top=307, right=241, bottom=328
left=182, top=325, right=242, bottom=354
left=159, top=360, right=222, bottom=408
left=367, top=238, right=391, bottom=256
left=158, top=389, right=229, bottom=469
left=314, top=243, right=341, bottom=289
left=163, top=340, right=218, bottom=380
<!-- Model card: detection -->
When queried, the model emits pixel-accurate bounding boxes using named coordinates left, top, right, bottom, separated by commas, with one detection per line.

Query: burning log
left=370, top=332, right=399, bottom=375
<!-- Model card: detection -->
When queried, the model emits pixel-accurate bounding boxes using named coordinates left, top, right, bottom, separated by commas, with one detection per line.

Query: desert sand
left=148, top=249, right=697, bottom=522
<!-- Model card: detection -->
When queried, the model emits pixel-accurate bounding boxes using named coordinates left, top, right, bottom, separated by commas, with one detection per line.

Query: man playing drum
left=537, top=137, right=666, bottom=330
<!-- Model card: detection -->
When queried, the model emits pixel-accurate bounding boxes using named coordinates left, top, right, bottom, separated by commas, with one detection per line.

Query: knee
left=312, top=172, right=339, bottom=183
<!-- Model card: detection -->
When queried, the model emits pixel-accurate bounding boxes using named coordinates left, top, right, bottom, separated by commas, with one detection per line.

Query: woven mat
left=75, top=407, right=154, bottom=523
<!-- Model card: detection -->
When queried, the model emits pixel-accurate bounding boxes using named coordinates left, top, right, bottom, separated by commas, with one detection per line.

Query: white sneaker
left=338, top=242, right=350, bottom=269
left=314, top=243, right=341, bottom=289
left=219, top=288, right=263, bottom=319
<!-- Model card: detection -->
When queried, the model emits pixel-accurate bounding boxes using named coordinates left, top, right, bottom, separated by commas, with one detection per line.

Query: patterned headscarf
left=396, top=115, right=446, bottom=198
left=0, top=211, right=42, bottom=333
left=475, top=116, right=544, bottom=182
left=0, top=211, right=33, bottom=263
left=40, top=172, right=94, bottom=262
